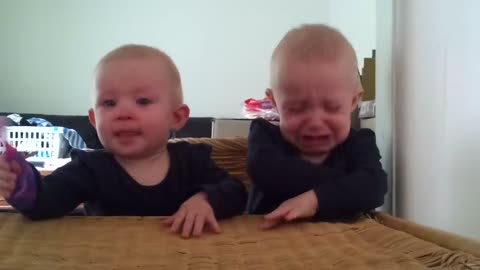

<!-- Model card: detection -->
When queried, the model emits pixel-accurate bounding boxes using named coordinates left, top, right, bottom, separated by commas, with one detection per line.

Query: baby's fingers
left=181, top=212, right=196, bottom=238
left=205, top=214, right=221, bottom=234
left=284, top=207, right=302, bottom=221
left=192, top=214, right=206, bottom=237
left=0, top=157, right=11, bottom=171
left=0, top=169, right=17, bottom=184
left=163, top=216, right=174, bottom=227
left=264, top=204, right=291, bottom=220
left=170, top=210, right=187, bottom=233
left=9, top=161, right=21, bottom=176
left=262, top=205, right=294, bottom=229
left=0, top=175, right=15, bottom=198
left=260, top=218, right=283, bottom=230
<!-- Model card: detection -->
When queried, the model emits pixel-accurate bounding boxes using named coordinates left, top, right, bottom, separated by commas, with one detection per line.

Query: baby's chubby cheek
left=333, top=123, right=351, bottom=144
left=278, top=122, right=303, bottom=147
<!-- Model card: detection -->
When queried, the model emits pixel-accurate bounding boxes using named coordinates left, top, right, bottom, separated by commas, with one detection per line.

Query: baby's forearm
left=4, top=144, right=38, bottom=210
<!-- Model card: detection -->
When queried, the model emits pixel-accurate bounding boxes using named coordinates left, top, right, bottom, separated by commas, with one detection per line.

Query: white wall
left=374, top=0, right=394, bottom=214
left=394, top=0, right=480, bottom=239
left=0, top=0, right=376, bottom=117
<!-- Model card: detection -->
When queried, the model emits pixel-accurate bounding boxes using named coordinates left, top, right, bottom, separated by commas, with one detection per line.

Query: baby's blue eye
left=327, top=105, right=342, bottom=113
left=137, top=98, right=151, bottom=106
left=288, top=107, right=305, bottom=113
left=102, top=100, right=116, bottom=107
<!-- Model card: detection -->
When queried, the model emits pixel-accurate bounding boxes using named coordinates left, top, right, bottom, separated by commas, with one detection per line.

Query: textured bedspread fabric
left=0, top=214, right=479, bottom=269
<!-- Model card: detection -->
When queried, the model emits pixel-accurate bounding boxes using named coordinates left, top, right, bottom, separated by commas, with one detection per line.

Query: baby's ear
left=351, top=91, right=363, bottom=111
left=88, top=108, right=97, bottom=128
left=265, top=88, right=277, bottom=107
left=171, top=104, right=190, bottom=132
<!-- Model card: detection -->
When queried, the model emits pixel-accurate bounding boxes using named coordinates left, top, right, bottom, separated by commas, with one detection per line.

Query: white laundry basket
left=0, top=126, right=68, bottom=159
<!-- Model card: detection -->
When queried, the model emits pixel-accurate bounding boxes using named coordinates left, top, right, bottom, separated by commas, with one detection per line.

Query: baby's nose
left=306, top=110, right=327, bottom=130
left=117, top=113, right=133, bottom=121
left=306, top=120, right=325, bottom=132
left=115, top=103, right=135, bottom=120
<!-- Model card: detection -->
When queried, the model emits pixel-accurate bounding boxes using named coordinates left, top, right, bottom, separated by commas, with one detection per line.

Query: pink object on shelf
left=242, top=98, right=279, bottom=121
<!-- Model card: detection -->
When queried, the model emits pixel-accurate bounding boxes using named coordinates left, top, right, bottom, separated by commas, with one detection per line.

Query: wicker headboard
left=169, top=137, right=249, bottom=189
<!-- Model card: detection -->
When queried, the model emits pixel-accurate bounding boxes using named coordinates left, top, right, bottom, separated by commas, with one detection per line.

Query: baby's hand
left=261, top=190, right=318, bottom=229
left=0, top=150, right=22, bottom=199
left=164, top=192, right=221, bottom=238
left=1, top=118, right=23, bottom=199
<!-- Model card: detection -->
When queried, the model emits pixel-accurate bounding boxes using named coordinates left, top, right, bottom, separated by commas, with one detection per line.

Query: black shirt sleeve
left=313, top=129, right=388, bottom=219
left=187, top=144, right=247, bottom=219
left=247, top=119, right=387, bottom=219
left=20, top=150, right=98, bottom=220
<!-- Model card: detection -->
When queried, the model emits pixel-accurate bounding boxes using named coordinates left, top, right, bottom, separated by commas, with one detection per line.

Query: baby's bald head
left=95, top=44, right=183, bottom=105
left=270, top=24, right=360, bottom=91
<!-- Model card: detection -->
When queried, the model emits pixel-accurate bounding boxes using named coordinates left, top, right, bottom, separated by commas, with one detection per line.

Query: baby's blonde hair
left=271, top=24, right=361, bottom=90
left=96, top=44, right=183, bottom=105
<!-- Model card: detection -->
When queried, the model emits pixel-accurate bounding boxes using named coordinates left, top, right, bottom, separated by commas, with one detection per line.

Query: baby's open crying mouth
left=303, top=135, right=330, bottom=141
